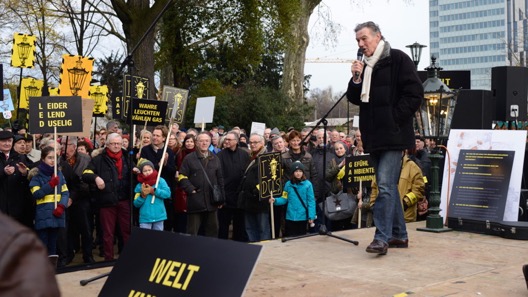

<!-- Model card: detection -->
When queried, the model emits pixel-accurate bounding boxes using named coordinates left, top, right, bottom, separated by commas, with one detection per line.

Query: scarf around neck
left=361, top=39, right=386, bottom=103
left=137, top=169, right=158, bottom=186
left=106, top=148, right=123, bottom=179
left=38, top=162, right=55, bottom=177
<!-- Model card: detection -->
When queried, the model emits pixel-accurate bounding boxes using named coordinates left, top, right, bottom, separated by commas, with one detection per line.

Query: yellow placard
left=11, top=33, right=36, bottom=68
left=89, top=85, right=109, bottom=115
left=20, top=77, right=44, bottom=109
left=58, top=55, right=94, bottom=98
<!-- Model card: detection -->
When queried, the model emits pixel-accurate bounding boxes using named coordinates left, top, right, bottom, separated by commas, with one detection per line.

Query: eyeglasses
left=249, top=141, right=261, bottom=145
left=224, top=138, right=236, bottom=141
left=107, top=142, right=122, bottom=146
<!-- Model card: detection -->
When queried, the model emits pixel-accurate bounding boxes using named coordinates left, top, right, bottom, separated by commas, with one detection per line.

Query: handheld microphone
left=354, top=48, right=363, bottom=80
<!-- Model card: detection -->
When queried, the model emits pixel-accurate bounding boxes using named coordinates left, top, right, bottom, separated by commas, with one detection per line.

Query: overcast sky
left=305, top=0, right=430, bottom=94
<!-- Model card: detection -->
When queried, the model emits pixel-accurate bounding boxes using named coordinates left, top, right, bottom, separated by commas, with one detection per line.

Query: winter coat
left=29, top=170, right=69, bottom=230
left=370, top=155, right=425, bottom=222
left=281, top=150, right=319, bottom=199
left=178, top=151, right=224, bottom=213
left=217, top=146, right=250, bottom=208
left=274, top=180, right=316, bottom=222
left=133, top=177, right=171, bottom=224
left=347, top=43, right=423, bottom=153
left=0, top=150, right=34, bottom=227
left=82, top=148, right=132, bottom=208
left=239, top=147, right=270, bottom=213
left=311, top=145, right=334, bottom=201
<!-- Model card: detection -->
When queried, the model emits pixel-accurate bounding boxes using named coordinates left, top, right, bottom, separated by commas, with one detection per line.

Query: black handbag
left=197, top=158, right=225, bottom=205
left=321, top=191, right=356, bottom=221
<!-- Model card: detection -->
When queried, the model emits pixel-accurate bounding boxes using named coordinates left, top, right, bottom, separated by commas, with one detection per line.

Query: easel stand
left=282, top=93, right=358, bottom=246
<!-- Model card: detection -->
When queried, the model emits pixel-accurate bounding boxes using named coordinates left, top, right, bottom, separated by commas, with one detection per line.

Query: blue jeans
left=245, top=212, right=271, bottom=242
left=140, top=221, right=164, bottom=231
left=371, top=150, right=407, bottom=243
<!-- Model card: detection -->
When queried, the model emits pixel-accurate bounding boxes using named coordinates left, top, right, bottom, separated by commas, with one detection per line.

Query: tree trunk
left=110, top=0, right=171, bottom=99
left=281, top=0, right=321, bottom=104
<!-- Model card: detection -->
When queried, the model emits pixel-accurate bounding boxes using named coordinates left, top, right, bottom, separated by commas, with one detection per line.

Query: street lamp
left=420, top=56, right=456, bottom=140
left=406, top=42, right=427, bottom=69
left=417, top=56, right=455, bottom=233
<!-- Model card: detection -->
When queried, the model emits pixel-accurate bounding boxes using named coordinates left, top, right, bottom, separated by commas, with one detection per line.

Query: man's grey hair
left=106, top=120, right=119, bottom=130
left=107, top=133, right=121, bottom=144
left=250, top=133, right=265, bottom=144
left=226, top=131, right=239, bottom=142
left=354, top=21, right=384, bottom=40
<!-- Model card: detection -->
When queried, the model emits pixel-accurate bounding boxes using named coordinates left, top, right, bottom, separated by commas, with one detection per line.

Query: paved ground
left=57, top=221, right=528, bottom=296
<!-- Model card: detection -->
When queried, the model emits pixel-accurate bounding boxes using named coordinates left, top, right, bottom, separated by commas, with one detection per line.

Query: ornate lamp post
left=67, top=57, right=88, bottom=96
left=417, top=56, right=455, bottom=233
left=406, top=42, right=427, bottom=69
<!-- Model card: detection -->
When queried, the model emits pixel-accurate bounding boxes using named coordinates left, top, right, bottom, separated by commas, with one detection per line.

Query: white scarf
left=361, top=39, right=386, bottom=103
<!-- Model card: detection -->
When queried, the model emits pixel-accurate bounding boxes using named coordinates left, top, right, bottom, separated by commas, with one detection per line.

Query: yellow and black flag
left=58, top=54, right=94, bottom=98
left=11, top=33, right=36, bottom=68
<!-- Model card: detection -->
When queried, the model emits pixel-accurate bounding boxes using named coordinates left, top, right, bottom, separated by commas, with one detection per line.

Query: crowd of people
left=0, top=116, right=435, bottom=266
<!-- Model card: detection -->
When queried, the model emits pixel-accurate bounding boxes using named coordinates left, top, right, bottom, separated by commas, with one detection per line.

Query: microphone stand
left=282, top=92, right=358, bottom=245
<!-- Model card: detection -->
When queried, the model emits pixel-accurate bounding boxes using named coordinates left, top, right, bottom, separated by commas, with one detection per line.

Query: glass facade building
left=430, top=0, right=527, bottom=89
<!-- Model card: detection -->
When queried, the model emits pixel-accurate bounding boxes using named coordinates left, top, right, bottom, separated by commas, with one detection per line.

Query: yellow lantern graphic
left=11, top=33, right=36, bottom=68
left=58, top=55, right=94, bottom=98
left=19, top=78, right=44, bottom=109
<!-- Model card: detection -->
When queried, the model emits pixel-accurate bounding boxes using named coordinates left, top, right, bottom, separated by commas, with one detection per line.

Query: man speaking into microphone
left=346, top=21, right=423, bottom=255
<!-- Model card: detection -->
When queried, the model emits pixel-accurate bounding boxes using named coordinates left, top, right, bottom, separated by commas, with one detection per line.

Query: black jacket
left=82, top=148, right=132, bottom=208
left=0, top=150, right=33, bottom=227
left=178, top=152, right=224, bottom=213
left=239, top=148, right=270, bottom=213
left=217, top=146, right=250, bottom=208
left=347, top=43, right=423, bottom=153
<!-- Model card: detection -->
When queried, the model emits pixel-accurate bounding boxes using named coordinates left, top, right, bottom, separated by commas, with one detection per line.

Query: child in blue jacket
left=273, top=161, right=316, bottom=237
left=133, top=159, right=171, bottom=231
left=29, top=146, right=69, bottom=255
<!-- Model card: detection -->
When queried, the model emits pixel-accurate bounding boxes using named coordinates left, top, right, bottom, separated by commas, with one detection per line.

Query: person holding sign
left=29, top=146, right=69, bottom=256
left=133, top=159, right=172, bottom=231
left=239, top=133, right=272, bottom=242
left=82, top=133, right=132, bottom=261
left=272, top=162, right=316, bottom=237
left=347, top=21, right=423, bottom=255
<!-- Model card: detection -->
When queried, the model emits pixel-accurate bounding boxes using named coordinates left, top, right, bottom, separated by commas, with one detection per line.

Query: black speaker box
left=451, top=89, right=495, bottom=129
left=492, top=66, right=528, bottom=121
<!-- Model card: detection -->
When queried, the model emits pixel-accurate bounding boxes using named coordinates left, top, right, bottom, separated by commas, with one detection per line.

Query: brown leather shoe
left=366, top=239, right=388, bottom=255
left=388, top=238, right=409, bottom=248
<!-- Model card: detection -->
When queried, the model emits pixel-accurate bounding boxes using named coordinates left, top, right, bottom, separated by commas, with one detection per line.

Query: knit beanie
left=137, top=158, right=155, bottom=172
left=290, top=161, right=306, bottom=175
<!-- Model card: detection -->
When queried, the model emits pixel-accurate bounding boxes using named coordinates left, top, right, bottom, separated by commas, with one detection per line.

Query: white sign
left=193, top=96, right=215, bottom=124
left=353, top=115, right=359, bottom=128
left=441, top=129, right=527, bottom=221
left=250, top=122, right=266, bottom=136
